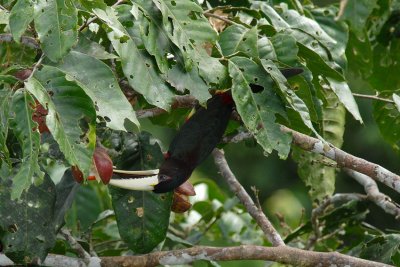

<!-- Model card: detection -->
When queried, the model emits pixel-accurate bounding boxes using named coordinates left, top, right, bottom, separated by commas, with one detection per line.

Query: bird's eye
left=159, top=174, right=172, bottom=182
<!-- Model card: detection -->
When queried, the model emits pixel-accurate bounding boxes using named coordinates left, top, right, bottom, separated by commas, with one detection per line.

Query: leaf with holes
left=109, top=131, right=173, bottom=253
left=9, top=90, right=43, bottom=199
left=219, top=25, right=258, bottom=58
left=292, top=89, right=345, bottom=200
left=33, top=0, right=78, bottom=62
left=261, top=59, right=320, bottom=138
left=54, top=51, right=139, bottom=130
left=25, top=66, right=96, bottom=177
left=270, top=33, right=298, bottom=65
left=229, top=58, right=292, bottom=159
left=374, top=91, right=400, bottom=153
left=9, top=0, right=34, bottom=43
left=93, top=7, right=175, bottom=110
left=0, top=175, right=56, bottom=264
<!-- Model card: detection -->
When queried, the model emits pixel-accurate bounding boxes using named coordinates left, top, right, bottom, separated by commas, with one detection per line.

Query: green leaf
left=0, top=9, right=9, bottom=25
left=109, top=132, right=173, bottom=253
left=166, top=64, right=211, bottom=103
left=93, top=7, right=175, bottom=110
left=0, top=75, right=19, bottom=84
left=0, top=87, right=12, bottom=168
left=252, top=1, right=290, bottom=30
left=0, top=175, right=56, bottom=264
left=261, top=59, right=320, bottom=138
left=73, top=34, right=118, bottom=60
left=270, top=33, right=298, bottom=65
left=360, top=234, right=400, bottom=265
left=54, top=170, right=80, bottom=232
left=219, top=25, right=258, bottom=59
left=9, top=0, right=34, bottom=43
left=10, top=90, right=43, bottom=199
left=153, top=0, right=227, bottom=86
left=326, top=77, right=363, bottom=123
left=292, top=90, right=346, bottom=200
left=228, top=59, right=292, bottom=159
left=373, top=91, right=400, bottom=153
left=54, top=51, right=139, bottom=130
left=33, top=0, right=78, bottom=62
left=154, top=0, right=217, bottom=68
left=337, top=0, right=378, bottom=38
left=282, top=9, right=336, bottom=51
left=25, top=66, right=96, bottom=177
left=257, top=37, right=277, bottom=60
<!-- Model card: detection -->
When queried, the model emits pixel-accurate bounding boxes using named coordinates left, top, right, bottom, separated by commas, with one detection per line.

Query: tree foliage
left=1, top=0, right=400, bottom=265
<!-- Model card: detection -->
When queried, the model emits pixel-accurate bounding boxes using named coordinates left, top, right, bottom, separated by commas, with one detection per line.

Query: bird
left=110, top=67, right=303, bottom=193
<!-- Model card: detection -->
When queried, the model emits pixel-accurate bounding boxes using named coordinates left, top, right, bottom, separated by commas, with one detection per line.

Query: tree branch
left=100, top=245, right=391, bottom=267
left=0, top=33, right=39, bottom=49
left=212, top=148, right=285, bottom=246
left=344, top=168, right=400, bottom=220
left=60, top=229, right=91, bottom=264
left=281, top=126, right=400, bottom=194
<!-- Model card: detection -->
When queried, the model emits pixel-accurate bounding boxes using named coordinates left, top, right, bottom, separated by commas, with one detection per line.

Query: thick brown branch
left=212, top=149, right=285, bottom=246
left=100, top=245, right=391, bottom=267
left=344, top=168, right=400, bottom=220
left=281, top=126, right=400, bottom=194
left=0, top=33, right=39, bottom=49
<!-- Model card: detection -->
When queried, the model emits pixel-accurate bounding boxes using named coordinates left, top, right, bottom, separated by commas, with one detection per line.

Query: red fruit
left=171, top=192, right=192, bottom=213
left=71, top=166, right=84, bottom=183
left=92, top=147, right=113, bottom=184
left=32, top=100, right=49, bottom=133
left=71, top=147, right=113, bottom=184
left=175, top=181, right=196, bottom=196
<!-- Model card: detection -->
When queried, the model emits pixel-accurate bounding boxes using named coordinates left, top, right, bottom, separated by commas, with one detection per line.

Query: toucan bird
left=110, top=67, right=303, bottom=193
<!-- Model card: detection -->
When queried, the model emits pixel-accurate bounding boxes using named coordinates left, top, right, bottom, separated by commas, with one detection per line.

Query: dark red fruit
left=92, top=147, right=113, bottom=184
left=32, top=100, right=49, bottom=133
left=71, top=147, right=113, bottom=184
left=71, top=166, right=84, bottom=183
left=171, top=192, right=192, bottom=213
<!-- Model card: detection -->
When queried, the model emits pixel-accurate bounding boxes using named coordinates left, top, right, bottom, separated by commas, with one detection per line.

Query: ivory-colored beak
left=109, top=169, right=160, bottom=191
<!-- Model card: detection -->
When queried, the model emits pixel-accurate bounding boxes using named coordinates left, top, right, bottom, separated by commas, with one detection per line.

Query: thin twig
left=60, top=229, right=91, bottom=264
left=352, top=93, right=395, bottom=104
left=344, top=168, right=400, bottom=220
left=306, top=193, right=367, bottom=250
left=212, top=148, right=285, bottom=246
left=26, top=54, right=45, bottom=81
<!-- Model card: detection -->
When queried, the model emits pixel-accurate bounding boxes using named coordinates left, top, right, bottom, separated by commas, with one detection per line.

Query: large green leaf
left=229, top=59, right=292, bottom=159
left=153, top=0, right=227, bottom=86
left=337, top=0, right=378, bottom=38
left=109, top=131, right=173, bottom=253
left=219, top=25, right=258, bottom=58
left=9, top=0, right=34, bottom=43
left=292, top=89, right=346, bottom=200
left=54, top=170, right=80, bottom=232
left=73, top=34, right=118, bottom=60
left=0, top=175, right=56, bottom=264
left=360, top=234, right=400, bottom=265
left=373, top=91, right=400, bottom=153
left=25, top=66, right=96, bottom=177
left=261, top=59, right=320, bottom=138
left=0, top=87, right=12, bottom=168
left=33, top=0, right=78, bottom=62
left=54, top=51, right=139, bottom=130
left=270, top=33, right=298, bottom=65
left=93, top=7, right=175, bottom=110
left=9, top=90, right=43, bottom=199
